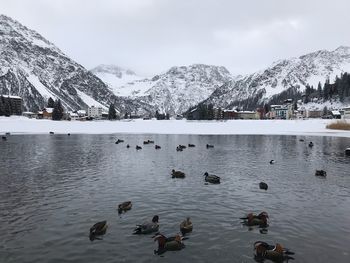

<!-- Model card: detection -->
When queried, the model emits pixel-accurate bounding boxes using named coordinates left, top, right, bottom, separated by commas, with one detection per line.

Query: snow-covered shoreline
left=1, top=116, right=350, bottom=137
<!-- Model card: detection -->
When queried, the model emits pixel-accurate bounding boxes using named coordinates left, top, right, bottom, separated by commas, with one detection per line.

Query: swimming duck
left=136, top=145, right=142, bottom=150
left=188, top=144, right=195, bottom=147
left=259, top=182, right=268, bottom=190
left=254, top=241, right=294, bottom=262
left=89, top=221, right=108, bottom=240
left=345, top=148, right=350, bottom=156
left=115, top=139, right=124, bottom=144
left=180, top=217, right=193, bottom=235
left=49, top=131, right=54, bottom=135
left=67, top=133, right=71, bottom=136
left=204, top=172, right=220, bottom=184
left=1, top=136, right=7, bottom=141
left=154, top=233, right=185, bottom=255
left=179, top=144, right=186, bottom=149
left=269, top=160, right=275, bottom=164
left=315, top=170, right=327, bottom=177
left=143, top=140, right=149, bottom=144
left=118, top=201, right=132, bottom=214
left=308, top=142, right=314, bottom=147
left=155, top=145, right=161, bottom=149
left=172, top=169, right=185, bottom=178
left=133, top=215, right=159, bottom=234
left=206, top=144, right=214, bottom=148
left=126, top=144, right=130, bottom=148
left=176, top=146, right=183, bottom=152
left=241, top=212, right=269, bottom=228
left=148, top=140, right=154, bottom=144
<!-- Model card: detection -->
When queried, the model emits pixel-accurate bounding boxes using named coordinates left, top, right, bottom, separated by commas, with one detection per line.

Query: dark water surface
left=0, top=134, right=350, bottom=263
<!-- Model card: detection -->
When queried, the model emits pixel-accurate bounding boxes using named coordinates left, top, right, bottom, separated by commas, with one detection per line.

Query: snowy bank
left=1, top=117, right=350, bottom=137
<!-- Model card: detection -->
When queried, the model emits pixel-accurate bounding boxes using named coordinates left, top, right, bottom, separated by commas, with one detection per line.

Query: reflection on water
left=0, top=134, right=350, bottom=262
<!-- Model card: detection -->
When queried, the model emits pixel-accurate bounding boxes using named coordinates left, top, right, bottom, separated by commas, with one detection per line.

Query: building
left=87, top=106, right=103, bottom=119
left=343, top=106, right=350, bottom=119
left=37, top=108, right=53, bottom=119
left=223, top=109, right=238, bottom=119
left=0, top=95, right=23, bottom=115
left=237, top=111, right=259, bottom=120
left=306, top=110, right=322, bottom=118
left=331, top=110, right=341, bottom=119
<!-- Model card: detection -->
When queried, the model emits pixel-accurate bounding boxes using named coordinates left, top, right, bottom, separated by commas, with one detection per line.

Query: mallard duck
left=315, top=170, right=327, bottom=177
left=172, top=169, right=185, bottom=178
left=154, top=233, right=185, bottom=255
left=180, top=217, right=193, bottom=235
left=89, top=221, right=108, bottom=240
left=308, top=142, right=314, bottom=147
left=204, top=172, right=220, bottom=184
left=269, top=160, right=275, bottom=164
left=136, top=145, right=142, bottom=150
left=155, top=145, right=161, bottom=149
left=118, top=201, right=132, bottom=214
left=188, top=144, right=195, bottom=147
left=259, top=182, right=268, bottom=190
left=115, top=139, right=124, bottom=144
left=133, top=215, right=159, bottom=234
left=206, top=144, right=214, bottom=148
left=241, top=212, right=269, bottom=228
left=254, top=241, right=294, bottom=262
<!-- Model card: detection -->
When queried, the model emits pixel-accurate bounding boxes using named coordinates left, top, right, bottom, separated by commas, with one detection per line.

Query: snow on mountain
left=0, top=14, right=151, bottom=114
left=90, top=65, right=144, bottom=96
left=204, top=46, right=350, bottom=110
left=112, top=64, right=234, bottom=115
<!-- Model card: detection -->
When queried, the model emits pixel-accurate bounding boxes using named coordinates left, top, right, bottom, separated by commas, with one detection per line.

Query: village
left=1, top=95, right=350, bottom=121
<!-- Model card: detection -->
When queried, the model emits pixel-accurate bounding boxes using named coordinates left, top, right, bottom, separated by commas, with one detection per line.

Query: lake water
left=1, top=134, right=350, bottom=263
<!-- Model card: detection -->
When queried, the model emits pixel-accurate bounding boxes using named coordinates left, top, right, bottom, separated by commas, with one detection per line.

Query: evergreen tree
left=108, top=103, right=117, bottom=120
left=322, top=106, right=328, bottom=116
left=317, top=82, right=322, bottom=98
left=47, top=97, right=55, bottom=108
left=52, top=99, right=64, bottom=120
left=124, top=112, right=128, bottom=119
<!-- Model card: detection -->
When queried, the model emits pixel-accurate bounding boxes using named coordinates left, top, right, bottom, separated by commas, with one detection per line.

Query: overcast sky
left=2, top=0, right=350, bottom=76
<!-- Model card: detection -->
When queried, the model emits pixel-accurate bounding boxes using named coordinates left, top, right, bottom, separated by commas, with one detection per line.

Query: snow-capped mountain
left=0, top=14, right=151, bottom=114
left=103, top=64, right=234, bottom=114
left=90, top=65, right=143, bottom=96
left=204, top=46, right=350, bottom=110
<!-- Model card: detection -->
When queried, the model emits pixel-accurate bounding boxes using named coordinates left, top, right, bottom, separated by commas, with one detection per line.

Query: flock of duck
left=85, top=138, right=310, bottom=262
left=2, top=133, right=349, bottom=261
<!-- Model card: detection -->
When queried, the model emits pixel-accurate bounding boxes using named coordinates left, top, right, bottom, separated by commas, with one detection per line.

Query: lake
left=0, top=134, right=350, bottom=262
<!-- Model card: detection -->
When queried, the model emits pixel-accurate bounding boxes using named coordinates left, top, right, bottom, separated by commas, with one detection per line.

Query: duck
left=254, top=241, right=294, bottom=262
left=133, top=215, right=159, bottom=234
left=315, top=170, right=327, bottom=177
left=143, top=140, right=149, bottom=145
left=269, top=160, right=275, bottom=164
left=118, top=201, right=132, bottom=214
left=126, top=144, right=130, bottom=148
left=155, top=145, right=161, bottom=149
left=308, top=142, right=314, bottom=147
left=259, top=182, right=268, bottom=190
left=147, top=140, right=154, bottom=144
left=115, top=139, right=124, bottom=144
left=345, top=148, right=350, bottom=156
left=299, top=139, right=304, bottom=142
left=176, top=146, right=183, bottom=152
left=188, top=143, right=195, bottom=147
left=49, top=131, right=54, bottom=135
left=136, top=145, right=142, bottom=150
left=241, top=212, right=269, bottom=228
left=154, top=233, right=185, bottom=255
left=1, top=136, right=7, bottom=141
left=172, top=169, right=185, bottom=178
left=179, top=144, right=186, bottom=149
left=206, top=144, right=214, bottom=148
left=204, top=172, right=220, bottom=184
left=5, top=132, right=10, bottom=135
left=89, top=221, right=108, bottom=241
left=180, top=217, right=193, bottom=235
left=67, top=133, right=71, bottom=136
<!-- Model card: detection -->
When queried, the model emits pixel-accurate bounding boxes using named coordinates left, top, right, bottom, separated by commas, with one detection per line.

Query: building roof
left=44, top=107, right=54, bottom=113
left=0, top=95, right=22, bottom=99
left=331, top=110, right=341, bottom=115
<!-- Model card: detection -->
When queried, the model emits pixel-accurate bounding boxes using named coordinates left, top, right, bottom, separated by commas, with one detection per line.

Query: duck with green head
left=133, top=215, right=159, bottom=234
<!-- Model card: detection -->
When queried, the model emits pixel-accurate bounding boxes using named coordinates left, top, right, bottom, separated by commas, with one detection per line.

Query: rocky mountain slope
left=203, top=46, right=350, bottom=110
left=95, top=64, right=234, bottom=115
left=0, top=14, right=153, bottom=114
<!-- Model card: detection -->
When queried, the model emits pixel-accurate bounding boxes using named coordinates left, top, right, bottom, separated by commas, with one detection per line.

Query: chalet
left=343, top=106, right=350, bottom=119
left=331, top=110, right=341, bottom=119
left=37, top=108, right=53, bottom=119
